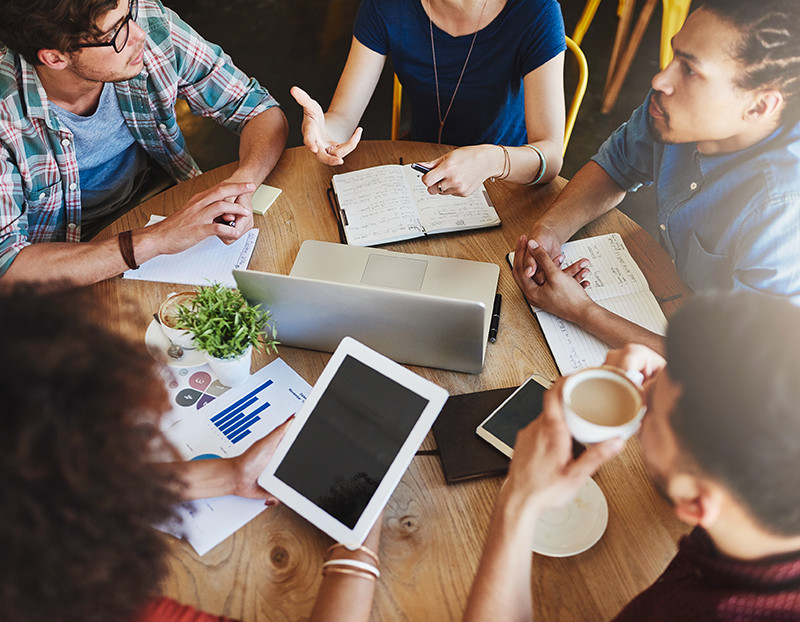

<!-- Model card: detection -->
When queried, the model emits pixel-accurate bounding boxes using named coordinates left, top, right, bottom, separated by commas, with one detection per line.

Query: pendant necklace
left=428, top=0, right=489, bottom=144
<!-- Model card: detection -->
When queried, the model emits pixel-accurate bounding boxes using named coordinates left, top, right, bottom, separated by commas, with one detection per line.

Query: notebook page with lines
left=512, top=233, right=666, bottom=374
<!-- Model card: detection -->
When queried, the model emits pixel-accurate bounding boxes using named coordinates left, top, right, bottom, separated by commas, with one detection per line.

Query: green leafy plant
left=174, top=283, right=278, bottom=360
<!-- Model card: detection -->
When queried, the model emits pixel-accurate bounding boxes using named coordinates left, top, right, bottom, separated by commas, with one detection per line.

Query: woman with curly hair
left=0, top=287, right=380, bottom=622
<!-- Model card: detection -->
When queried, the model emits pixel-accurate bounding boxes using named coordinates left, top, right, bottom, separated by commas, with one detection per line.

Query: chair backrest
left=391, top=36, right=588, bottom=157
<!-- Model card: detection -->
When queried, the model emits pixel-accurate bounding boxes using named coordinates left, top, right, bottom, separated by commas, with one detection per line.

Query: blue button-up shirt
left=593, top=91, right=800, bottom=302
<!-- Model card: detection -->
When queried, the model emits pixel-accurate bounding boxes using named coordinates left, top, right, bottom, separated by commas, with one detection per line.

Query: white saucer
left=145, top=320, right=206, bottom=368
left=531, top=477, right=608, bottom=557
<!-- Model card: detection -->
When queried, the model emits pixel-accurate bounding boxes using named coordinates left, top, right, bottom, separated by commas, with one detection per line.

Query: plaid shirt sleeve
left=0, top=151, right=30, bottom=276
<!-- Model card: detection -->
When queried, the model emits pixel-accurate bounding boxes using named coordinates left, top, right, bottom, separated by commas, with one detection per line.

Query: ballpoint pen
left=488, top=293, right=502, bottom=342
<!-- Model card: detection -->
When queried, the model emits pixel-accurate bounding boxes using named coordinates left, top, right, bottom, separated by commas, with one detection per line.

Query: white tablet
left=258, top=336, right=449, bottom=546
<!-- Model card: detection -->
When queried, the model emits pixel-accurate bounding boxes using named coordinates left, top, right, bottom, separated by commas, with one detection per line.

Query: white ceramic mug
left=562, top=366, right=645, bottom=444
left=157, top=291, right=197, bottom=350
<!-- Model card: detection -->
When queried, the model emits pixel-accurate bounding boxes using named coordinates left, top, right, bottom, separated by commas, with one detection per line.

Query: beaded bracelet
left=523, top=143, right=546, bottom=185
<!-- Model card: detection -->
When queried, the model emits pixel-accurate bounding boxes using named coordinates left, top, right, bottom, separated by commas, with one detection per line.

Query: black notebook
left=432, top=387, right=516, bottom=484
left=432, top=384, right=583, bottom=484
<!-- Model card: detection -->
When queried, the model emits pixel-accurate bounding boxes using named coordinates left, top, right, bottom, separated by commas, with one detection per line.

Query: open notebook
left=331, top=164, right=500, bottom=246
left=511, top=233, right=667, bottom=374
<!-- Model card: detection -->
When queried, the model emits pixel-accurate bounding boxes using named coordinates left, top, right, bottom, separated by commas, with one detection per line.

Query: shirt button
left=690, top=182, right=698, bottom=190
left=67, top=223, right=77, bottom=230
left=660, top=224, right=667, bottom=231
left=159, top=123, right=167, bottom=131
left=38, top=192, right=46, bottom=200
left=61, top=138, right=70, bottom=147
left=69, top=182, right=77, bottom=191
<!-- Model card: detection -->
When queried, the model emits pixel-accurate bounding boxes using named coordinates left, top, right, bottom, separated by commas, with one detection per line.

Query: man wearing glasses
left=0, top=0, right=288, bottom=286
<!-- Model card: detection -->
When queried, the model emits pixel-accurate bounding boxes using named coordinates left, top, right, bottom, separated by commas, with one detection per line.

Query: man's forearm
left=536, top=161, right=628, bottom=244
left=230, top=106, right=288, bottom=185
left=1, top=228, right=161, bottom=287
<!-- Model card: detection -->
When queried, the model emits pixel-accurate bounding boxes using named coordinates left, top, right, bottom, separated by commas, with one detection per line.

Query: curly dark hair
left=0, top=0, right=117, bottom=65
left=666, top=291, right=800, bottom=537
left=700, top=0, right=800, bottom=122
left=0, top=286, right=182, bottom=622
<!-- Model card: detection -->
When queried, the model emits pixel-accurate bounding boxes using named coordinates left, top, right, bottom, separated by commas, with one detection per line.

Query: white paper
left=517, top=233, right=667, bottom=374
left=122, top=215, right=259, bottom=286
left=155, top=358, right=312, bottom=555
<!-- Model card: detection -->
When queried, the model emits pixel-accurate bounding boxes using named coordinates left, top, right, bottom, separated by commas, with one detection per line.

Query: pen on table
left=488, top=293, right=502, bottom=343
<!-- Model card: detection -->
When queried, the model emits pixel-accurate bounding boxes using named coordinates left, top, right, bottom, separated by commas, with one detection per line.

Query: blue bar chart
left=210, top=379, right=274, bottom=444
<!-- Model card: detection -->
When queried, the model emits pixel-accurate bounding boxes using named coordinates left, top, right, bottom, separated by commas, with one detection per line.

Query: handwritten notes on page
left=155, top=358, right=311, bottom=555
left=332, top=164, right=500, bottom=246
left=526, top=233, right=667, bottom=374
left=122, top=215, right=259, bottom=287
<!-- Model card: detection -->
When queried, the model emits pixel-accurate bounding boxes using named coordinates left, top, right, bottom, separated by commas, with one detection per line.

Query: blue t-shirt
left=593, top=91, right=800, bottom=301
left=354, top=0, right=565, bottom=146
left=51, top=82, right=149, bottom=232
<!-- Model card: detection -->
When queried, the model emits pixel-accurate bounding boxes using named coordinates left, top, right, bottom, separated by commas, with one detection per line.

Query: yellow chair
left=572, top=0, right=692, bottom=70
left=390, top=36, right=589, bottom=157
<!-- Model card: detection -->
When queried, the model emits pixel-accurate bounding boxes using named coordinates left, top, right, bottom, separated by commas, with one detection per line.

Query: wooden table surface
left=94, top=141, right=692, bottom=621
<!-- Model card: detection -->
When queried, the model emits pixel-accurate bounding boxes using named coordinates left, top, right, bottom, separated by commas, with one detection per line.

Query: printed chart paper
left=156, top=358, right=311, bottom=555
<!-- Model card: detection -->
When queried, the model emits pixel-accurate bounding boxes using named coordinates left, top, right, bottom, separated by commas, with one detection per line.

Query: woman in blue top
left=292, top=0, right=566, bottom=197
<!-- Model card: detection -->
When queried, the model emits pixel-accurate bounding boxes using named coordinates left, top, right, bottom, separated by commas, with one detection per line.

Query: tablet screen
left=273, top=354, right=429, bottom=528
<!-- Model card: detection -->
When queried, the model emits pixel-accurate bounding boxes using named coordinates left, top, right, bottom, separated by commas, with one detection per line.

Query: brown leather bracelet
left=118, top=230, right=139, bottom=270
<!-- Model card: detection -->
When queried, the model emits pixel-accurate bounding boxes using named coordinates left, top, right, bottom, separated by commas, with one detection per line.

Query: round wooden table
left=94, top=141, right=691, bottom=621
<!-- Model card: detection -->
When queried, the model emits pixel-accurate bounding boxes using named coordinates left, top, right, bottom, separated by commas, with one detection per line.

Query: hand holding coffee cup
left=562, top=366, right=646, bottom=444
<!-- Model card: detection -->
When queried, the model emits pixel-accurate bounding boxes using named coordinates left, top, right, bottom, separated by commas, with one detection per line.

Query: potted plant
left=174, top=282, right=278, bottom=386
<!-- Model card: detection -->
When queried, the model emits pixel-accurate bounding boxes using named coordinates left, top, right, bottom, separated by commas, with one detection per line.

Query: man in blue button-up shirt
left=511, top=0, right=800, bottom=353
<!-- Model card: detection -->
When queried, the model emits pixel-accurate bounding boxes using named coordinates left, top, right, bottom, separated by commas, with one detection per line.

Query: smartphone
left=410, top=163, right=431, bottom=174
left=476, top=374, right=551, bottom=457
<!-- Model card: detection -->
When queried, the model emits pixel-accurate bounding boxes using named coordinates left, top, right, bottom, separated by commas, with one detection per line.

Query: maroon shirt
left=614, top=528, right=800, bottom=621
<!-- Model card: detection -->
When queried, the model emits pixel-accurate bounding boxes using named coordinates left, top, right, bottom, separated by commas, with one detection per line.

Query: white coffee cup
left=562, top=366, right=645, bottom=444
left=157, top=291, right=197, bottom=350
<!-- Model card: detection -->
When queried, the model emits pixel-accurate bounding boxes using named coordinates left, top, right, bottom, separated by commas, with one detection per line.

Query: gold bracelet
left=326, top=542, right=380, bottom=566
left=490, top=145, right=511, bottom=182
left=322, top=566, right=377, bottom=582
left=498, top=145, right=511, bottom=180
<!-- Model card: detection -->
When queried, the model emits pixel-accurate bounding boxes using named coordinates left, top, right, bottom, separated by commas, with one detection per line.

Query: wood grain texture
left=93, top=142, right=693, bottom=621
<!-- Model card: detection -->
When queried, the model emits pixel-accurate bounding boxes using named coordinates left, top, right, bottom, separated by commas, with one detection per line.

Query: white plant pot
left=205, top=345, right=253, bottom=387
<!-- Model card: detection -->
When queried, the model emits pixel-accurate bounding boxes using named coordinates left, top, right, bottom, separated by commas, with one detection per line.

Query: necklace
left=428, top=0, right=489, bottom=144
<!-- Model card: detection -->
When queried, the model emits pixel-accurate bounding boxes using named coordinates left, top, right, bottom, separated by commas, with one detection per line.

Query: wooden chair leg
left=603, top=0, right=637, bottom=97
left=601, top=0, right=659, bottom=114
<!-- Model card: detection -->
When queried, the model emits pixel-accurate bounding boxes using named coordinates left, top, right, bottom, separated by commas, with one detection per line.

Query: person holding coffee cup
left=462, top=291, right=800, bottom=621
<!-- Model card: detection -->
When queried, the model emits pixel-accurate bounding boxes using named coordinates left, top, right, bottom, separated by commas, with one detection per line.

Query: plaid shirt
left=0, top=0, right=278, bottom=276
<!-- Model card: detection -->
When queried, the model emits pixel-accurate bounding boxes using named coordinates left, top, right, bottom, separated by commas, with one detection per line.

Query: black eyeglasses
left=78, top=0, right=139, bottom=53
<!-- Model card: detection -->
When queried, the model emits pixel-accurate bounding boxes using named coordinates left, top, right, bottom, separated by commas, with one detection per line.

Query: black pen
left=488, top=293, right=502, bottom=343
left=410, top=163, right=431, bottom=174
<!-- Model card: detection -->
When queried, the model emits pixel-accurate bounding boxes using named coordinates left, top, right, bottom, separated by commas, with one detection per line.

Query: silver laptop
left=233, top=240, right=499, bottom=373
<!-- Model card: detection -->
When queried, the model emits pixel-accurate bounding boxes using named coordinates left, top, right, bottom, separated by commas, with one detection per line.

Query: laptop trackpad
left=361, top=254, right=427, bottom=290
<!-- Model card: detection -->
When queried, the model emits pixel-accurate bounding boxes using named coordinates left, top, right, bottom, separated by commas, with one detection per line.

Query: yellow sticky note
left=251, top=184, right=282, bottom=215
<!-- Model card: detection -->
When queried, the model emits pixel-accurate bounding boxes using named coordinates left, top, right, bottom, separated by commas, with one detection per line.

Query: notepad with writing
left=331, top=164, right=500, bottom=246
left=122, top=215, right=258, bottom=287
left=512, top=233, right=667, bottom=374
